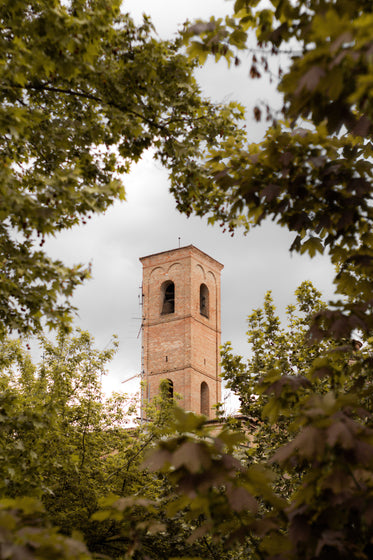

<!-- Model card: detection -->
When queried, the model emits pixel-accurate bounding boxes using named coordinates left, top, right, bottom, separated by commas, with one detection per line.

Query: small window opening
left=201, top=382, right=209, bottom=416
left=200, top=284, right=209, bottom=318
left=204, top=358, right=206, bottom=365
left=161, top=281, right=175, bottom=314
left=166, top=379, right=173, bottom=399
left=165, top=356, right=168, bottom=362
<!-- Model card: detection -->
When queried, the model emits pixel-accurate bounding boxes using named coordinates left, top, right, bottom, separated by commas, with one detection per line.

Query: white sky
left=44, top=1, right=335, bottom=410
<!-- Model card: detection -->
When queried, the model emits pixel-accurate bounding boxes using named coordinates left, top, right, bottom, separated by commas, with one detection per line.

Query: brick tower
left=140, top=245, right=223, bottom=418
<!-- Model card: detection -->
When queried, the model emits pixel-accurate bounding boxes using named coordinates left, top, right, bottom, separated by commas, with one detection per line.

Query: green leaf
left=300, top=237, right=324, bottom=257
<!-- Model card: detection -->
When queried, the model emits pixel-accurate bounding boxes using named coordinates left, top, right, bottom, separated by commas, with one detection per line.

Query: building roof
left=139, top=244, right=223, bottom=270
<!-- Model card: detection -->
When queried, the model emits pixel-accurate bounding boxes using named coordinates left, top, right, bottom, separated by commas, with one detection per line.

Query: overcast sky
left=44, top=1, right=335, bottom=410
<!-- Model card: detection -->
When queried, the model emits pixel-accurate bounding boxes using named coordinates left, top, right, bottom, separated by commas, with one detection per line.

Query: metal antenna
left=139, top=284, right=145, bottom=424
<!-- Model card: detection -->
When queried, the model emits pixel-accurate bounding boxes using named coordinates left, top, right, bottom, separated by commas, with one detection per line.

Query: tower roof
left=139, top=244, right=223, bottom=270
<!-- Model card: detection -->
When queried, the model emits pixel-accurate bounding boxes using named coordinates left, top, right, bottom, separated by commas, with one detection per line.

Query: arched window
left=166, top=379, right=173, bottom=399
left=161, top=281, right=175, bottom=314
left=200, top=381, right=209, bottom=416
left=200, top=283, right=209, bottom=318
left=159, top=379, right=174, bottom=400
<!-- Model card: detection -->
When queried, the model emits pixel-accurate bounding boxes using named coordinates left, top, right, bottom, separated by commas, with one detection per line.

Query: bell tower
left=140, top=245, right=223, bottom=418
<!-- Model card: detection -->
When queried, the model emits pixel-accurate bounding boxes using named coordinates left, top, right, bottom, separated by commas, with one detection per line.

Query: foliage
left=2, top=286, right=372, bottom=555
left=127, top=3, right=373, bottom=559
left=96, top=407, right=278, bottom=560
left=4, top=1, right=373, bottom=559
left=0, top=329, right=147, bottom=557
left=0, top=0, right=244, bottom=336
left=220, top=281, right=332, bottom=503
left=222, top=281, right=327, bottom=418
left=0, top=330, right=118, bottom=498
left=175, top=0, right=373, bottom=345
left=139, top=408, right=285, bottom=560
left=1, top=330, right=233, bottom=559
left=0, top=497, right=93, bottom=560
left=138, top=299, right=373, bottom=560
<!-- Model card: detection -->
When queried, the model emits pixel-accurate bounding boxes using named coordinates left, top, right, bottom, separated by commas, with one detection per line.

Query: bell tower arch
left=140, top=245, right=223, bottom=418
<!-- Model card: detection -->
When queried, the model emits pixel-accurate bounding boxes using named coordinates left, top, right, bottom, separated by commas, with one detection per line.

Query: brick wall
left=140, top=245, right=223, bottom=418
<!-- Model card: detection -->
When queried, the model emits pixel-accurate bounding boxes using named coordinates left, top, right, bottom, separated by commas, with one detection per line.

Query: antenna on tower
left=139, top=284, right=145, bottom=424
left=138, top=285, right=143, bottom=307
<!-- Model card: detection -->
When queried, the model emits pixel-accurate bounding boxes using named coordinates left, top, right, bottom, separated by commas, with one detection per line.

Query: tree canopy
left=0, top=329, right=170, bottom=558
left=3, top=1, right=373, bottom=559
left=142, top=284, right=373, bottom=560
left=175, top=0, right=373, bottom=345
left=139, top=2, right=373, bottom=559
left=222, top=281, right=328, bottom=419
left=0, top=331, right=239, bottom=560
left=0, top=0, right=244, bottom=336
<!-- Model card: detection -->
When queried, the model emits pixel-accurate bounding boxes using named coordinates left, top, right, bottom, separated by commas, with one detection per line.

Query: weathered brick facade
left=140, top=245, right=223, bottom=418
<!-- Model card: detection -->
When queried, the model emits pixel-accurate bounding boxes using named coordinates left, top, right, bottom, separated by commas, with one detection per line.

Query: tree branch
left=2, top=82, right=171, bottom=135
